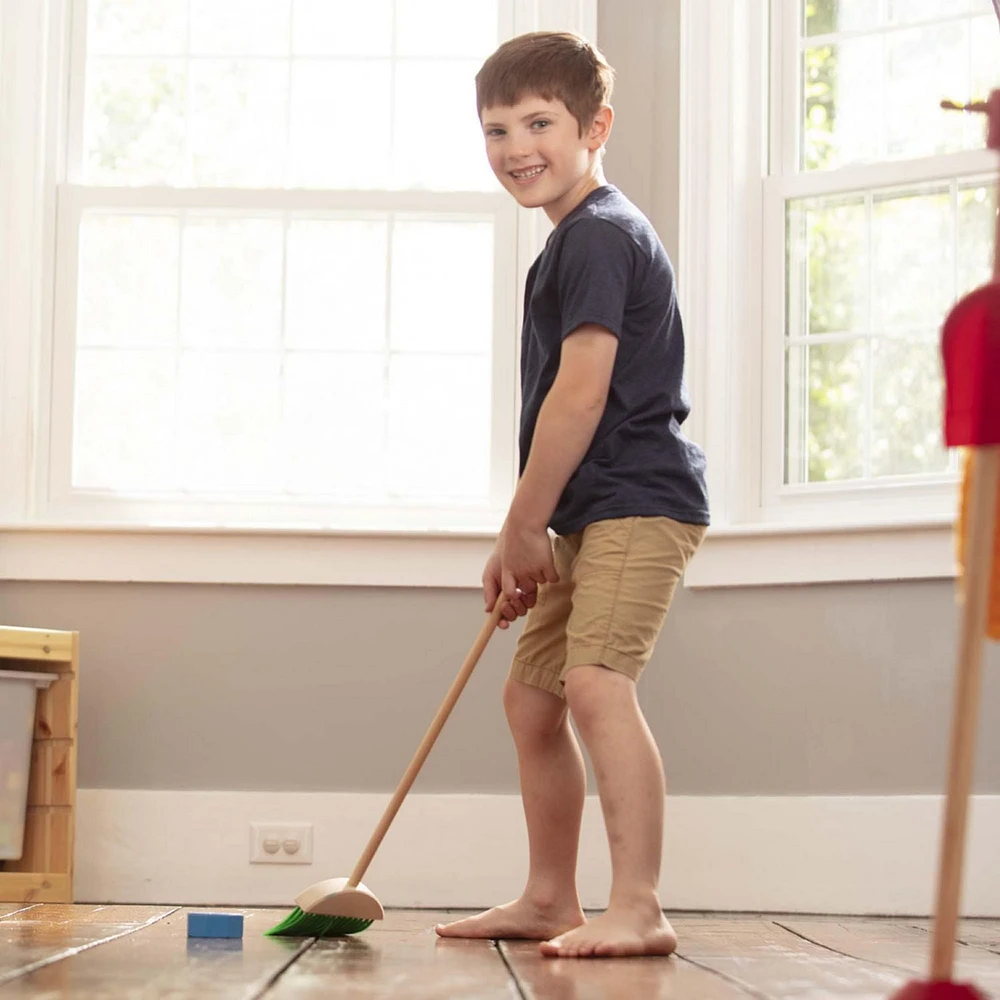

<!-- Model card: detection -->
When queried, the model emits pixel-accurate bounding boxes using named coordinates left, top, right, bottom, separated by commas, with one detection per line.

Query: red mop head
left=890, top=982, right=989, bottom=1000
left=941, top=89, right=1000, bottom=448
left=941, top=283, right=1000, bottom=448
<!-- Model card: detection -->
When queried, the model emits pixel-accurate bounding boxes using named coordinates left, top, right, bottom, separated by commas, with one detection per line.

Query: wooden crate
left=0, top=626, right=79, bottom=903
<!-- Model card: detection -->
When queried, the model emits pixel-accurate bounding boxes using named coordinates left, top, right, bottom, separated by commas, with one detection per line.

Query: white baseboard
left=74, top=790, right=1000, bottom=916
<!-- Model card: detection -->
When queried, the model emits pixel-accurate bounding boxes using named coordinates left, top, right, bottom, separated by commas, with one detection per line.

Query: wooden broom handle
left=930, top=446, right=1000, bottom=980
left=348, top=601, right=507, bottom=887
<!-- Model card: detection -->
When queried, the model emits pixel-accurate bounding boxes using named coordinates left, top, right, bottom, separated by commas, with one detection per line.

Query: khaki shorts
left=510, top=516, right=706, bottom=698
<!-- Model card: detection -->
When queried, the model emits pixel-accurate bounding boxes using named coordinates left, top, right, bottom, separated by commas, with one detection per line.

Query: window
left=768, top=0, right=998, bottom=512
left=679, top=0, right=1000, bottom=586
left=0, top=0, right=596, bottom=585
left=53, top=0, right=514, bottom=530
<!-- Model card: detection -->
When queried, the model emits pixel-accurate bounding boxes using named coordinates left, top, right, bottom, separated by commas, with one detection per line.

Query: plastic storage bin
left=0, top=670, right=56, bottom=860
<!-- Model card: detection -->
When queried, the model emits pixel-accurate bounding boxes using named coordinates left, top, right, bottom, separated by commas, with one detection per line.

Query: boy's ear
left=587, top=105, right=614, bottom=150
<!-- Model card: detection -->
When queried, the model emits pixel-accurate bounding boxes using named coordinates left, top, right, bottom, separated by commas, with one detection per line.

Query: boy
left=436, top=31, right=709, bottom=959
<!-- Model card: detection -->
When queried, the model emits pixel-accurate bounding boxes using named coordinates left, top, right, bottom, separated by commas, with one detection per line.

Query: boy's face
left=480, top=96, right=610, bottom=221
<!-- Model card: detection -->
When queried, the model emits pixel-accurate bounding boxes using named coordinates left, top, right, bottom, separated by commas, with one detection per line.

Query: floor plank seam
left=905, top=923, right=1000, bottom=958
left=674, top=951, right=775, bottom=999
left=0, top=905, right=182, bottom=987
left=242, top=937, right=317, bottom=1000
left=771, top=921, right=917, bottom=976
left=495, top=941, right=531, bottom=1000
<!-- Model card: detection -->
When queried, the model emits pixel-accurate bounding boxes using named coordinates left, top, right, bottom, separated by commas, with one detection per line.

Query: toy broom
left=266, top=601, right=506, bottom=937
left=890, top=89, right=1000, bottom=1000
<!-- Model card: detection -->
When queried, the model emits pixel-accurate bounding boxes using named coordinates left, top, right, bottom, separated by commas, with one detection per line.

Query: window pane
left=803, top=38, right=881, bottom=170
left=957, top=181, right=997, bottom=297
left=871, top=187, right=952, bottom=334
left=395, top=0, right=498, bottom=57
left=801, top=10, right=993, bottom=170
left=177, top=351, right=282, bottom=490
left=283, top=352, right=386, bottom=496
left=871, top=336, right=948, bottom=477
left=180, top=219, right=284, bottom=349
left=73, top=348, right=177, bottom=489
left=189, top=0, right=291, bottom=56
left=285, top=220, right=388, bottom=352
left=84, top=58, right=186, bottom=185
left=883, top=23, right=968, bottom=160
left=78, top=214, right=179, bottom=348
left=88, top=0, right=187, bottom=55
left=187, top=60, right=289, bottom=186
left=784, top=180, right=986, bottom=485
left=388, top=355, right=491, bottom=499
left=885, top=0, right=972, bottom=22
left=391, top=221, right=493, bottom=353
left=786, top=195, right=868, bottom=337
left=805, top=0, right=879, bottom=36
left=82, top=5, right=504, bottom=189
left=786, top=340, right=867, bottom=484
left=288, top=61, right=392, bottom=188
left=394, top=61, right=495, bottom=190
left=292, top=0, right=393, bottom=56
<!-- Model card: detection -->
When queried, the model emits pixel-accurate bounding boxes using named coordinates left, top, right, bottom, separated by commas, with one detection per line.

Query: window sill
left=1, top=517, right=958, bottom=590
left=683, top=517, right=957, bottom=589
left=0, top=525, right=499, bottom=588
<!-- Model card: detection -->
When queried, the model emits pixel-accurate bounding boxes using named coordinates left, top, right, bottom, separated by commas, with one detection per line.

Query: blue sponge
left=187, top=912, right=244, bottom=939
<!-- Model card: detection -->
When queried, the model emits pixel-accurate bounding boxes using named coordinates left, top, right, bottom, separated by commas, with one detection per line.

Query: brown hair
left=475, top=31, right=615, bottom=134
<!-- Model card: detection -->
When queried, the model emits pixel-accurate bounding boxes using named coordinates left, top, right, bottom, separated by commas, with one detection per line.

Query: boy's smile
left=510, top=164, right=547, bottom=185
left=481, top=97, right=613, bottom=225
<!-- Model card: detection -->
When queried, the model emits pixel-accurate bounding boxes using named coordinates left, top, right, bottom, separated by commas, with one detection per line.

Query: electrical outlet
left=249, top=822, right=313, bottom=864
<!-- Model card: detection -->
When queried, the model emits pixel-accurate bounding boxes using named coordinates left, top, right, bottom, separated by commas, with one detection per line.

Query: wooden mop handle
left=929, top=88, right=1000, bottom=980
left=348, top=601, right=507, bottom=887
left=929, top=447, right=1000, bottom=979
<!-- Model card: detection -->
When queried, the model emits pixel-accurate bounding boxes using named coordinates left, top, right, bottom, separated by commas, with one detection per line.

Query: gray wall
left=3, top=1, right=998, bottom=796
left=1, top=577, right=999, bottom=794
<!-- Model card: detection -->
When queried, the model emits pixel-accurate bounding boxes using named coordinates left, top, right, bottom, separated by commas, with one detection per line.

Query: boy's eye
left=486, top=128, right=506, bottom=137
left=530, top=119, right=551, bottom=129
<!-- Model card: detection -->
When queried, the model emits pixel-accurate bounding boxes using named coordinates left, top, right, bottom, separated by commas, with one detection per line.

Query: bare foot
left=435, top=897, right=585, bottom=941
left=539, top=904, right=678, bottom=958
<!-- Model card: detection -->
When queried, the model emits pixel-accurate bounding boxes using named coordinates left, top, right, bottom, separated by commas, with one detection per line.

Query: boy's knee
left=564, top=664, right=631, bottom=729
left=503, top=676, right=566, bottom=740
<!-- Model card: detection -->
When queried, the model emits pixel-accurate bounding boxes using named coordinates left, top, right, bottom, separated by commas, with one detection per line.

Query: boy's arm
left=507, top=324, right=618, bottom=531
left=488, top=324, right=618, bottom=614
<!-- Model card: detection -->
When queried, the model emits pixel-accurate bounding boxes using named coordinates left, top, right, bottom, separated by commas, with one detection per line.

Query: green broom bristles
left=265, top=906, right=374, bottom=938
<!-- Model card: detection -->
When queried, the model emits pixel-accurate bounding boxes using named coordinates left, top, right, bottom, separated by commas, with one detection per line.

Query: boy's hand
left=483, top=522, right=559, bottom=629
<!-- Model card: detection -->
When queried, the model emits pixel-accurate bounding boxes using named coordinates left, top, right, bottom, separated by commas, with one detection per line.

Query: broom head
left=265, top=878, right=384, bottom=938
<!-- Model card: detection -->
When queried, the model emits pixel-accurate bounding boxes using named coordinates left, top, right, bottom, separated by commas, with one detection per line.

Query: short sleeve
left=556, top=219, right=635, bottom=341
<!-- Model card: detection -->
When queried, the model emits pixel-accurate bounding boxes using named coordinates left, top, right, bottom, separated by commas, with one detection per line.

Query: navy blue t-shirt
left=519, top=185, right=710, bottom=536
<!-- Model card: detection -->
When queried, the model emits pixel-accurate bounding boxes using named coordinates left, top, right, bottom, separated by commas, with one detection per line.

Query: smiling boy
left=435, top=32, right=710, bottom=958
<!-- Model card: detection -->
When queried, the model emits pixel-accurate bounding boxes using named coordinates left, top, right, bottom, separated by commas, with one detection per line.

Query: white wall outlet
left=249, top=822, right=313, bottom=864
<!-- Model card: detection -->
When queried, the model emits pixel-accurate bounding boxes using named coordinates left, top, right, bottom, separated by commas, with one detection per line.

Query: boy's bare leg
left=540, top=665, right=677, bottom=958
left=436, top=677, right=587, bottom=939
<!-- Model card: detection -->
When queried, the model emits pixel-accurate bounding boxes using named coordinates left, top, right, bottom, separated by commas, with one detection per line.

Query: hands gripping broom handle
left=348, top=601, right=507, bottom=889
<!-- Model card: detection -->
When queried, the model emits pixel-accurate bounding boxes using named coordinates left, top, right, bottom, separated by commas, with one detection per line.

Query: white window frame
left=679, top=0, right=996, bottom=588
left=0, top=0, right=597, bottom=587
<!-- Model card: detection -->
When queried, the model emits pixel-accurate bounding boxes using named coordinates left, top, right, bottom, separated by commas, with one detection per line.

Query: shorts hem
left=563, top=645, right=645, bottom=683
left=510, top=658, right=566, bottom=699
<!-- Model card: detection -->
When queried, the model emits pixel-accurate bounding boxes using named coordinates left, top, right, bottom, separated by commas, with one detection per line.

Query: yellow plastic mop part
left=956, top=448, right=1000, bottom=642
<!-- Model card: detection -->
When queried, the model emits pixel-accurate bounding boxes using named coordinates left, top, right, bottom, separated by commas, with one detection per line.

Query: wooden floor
left=1, top=905, right=999, bottom=998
